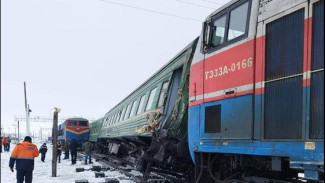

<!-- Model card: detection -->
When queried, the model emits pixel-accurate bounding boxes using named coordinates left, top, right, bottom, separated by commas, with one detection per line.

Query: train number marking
left=205, top=57, right=253, bottom=80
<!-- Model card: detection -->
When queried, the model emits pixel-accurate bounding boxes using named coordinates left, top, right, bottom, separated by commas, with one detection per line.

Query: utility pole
left=52, top=107, right=60, bottom=177
left=24, top=82, right=31, bottom=136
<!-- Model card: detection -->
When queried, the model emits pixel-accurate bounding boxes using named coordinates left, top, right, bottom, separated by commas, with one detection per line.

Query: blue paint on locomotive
left=188, top=94, right=324, bottom=179
left=65, top=130, right=90, bottom=146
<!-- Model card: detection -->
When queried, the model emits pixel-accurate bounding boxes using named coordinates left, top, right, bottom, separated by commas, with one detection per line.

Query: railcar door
left=198, top=0, right=259, bottom=140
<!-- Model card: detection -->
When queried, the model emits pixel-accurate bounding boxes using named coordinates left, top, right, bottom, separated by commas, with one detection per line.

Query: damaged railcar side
left=96, top=38, right=199, bottom=176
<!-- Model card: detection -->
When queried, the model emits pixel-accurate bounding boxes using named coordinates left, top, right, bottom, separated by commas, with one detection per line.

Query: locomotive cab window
left=207, top=0, right=250, bottom=51
left=79, top=121, right=88, bottom=126
left=68, top=121, right=77, bottom=126
left=211, top=15, right=227, bottom=47
left=227, top=2, right=249, bottom=41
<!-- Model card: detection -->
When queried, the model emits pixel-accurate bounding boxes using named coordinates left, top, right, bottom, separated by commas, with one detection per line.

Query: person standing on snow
left=39, top=143, right=48, bottom=162
left=56, top=142, right=63, bottom=163
left=82, top=140, right=93, bottom=165
left=7, top=136, right=12, bottom=152
left=3, top=137, right=8, bottom=152
left=9, top=136, right=39, bottom=183
left=69, top=139, right=78, bottom=165
left=63, top=141, right=70, bottom=160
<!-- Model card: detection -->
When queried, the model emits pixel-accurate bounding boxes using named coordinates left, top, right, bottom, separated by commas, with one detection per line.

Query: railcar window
left=112, top=114, right=117, bottom=125
left=227, top=2, right=249, bottom=41
left=68, top=121, right=77, bottom=126
left=145, top=88, right=157, bottom=111
left=103, top=117, right=109, bottom=126
left=79, top=121, right=88, bottom=126
left=110, top=116, right=114, bottom=125
left=115, top=110, right=122, bottom=123
left=120, top=107, right=127, bottom=122
left=137, top=95, right=146, bottom=115
left=129, top=100, right=138, bottom=118
left=124, top=104, right=132, bottom=120
left=211, top=15, right=227, bottom=47
left=157, top=81, right=169, bottom=108
left=106, top=117, right=111, bottom=126
left=105, top=117, right=110, bottom=126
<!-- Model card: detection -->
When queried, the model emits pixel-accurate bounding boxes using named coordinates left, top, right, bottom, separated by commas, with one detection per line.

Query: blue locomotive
left=58, top=117, right=90, bottom=146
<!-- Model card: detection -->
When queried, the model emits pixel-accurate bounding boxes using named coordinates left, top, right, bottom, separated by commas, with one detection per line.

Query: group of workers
left=0, top=136, right=12, bottom=153
left=54, top=139, right=79, bottom=164
left=8, top=136, right=94, bottom=183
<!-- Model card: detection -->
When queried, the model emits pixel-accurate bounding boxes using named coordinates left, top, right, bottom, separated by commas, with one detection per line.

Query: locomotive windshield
left=207, top=1, right=250, bottom=50
left=68, top=120, right=77, bottom=126
left=79, top=121, right=88, bottom=126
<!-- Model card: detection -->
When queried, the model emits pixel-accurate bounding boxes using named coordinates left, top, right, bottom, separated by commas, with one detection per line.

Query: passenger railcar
left=188, top=0, right=324, bottom=181
left=58, top=117, right=90, bottom=146
left=97, top=39, right=198, bottom=179
left=89, top=117, right=104, bottom=152
left=89, top=117, right=104, bottom=143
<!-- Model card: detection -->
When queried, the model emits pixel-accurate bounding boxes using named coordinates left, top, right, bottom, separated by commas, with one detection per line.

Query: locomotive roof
left=65, top=117, right=88, bottom=121
left=205, top=0, right=240, bottom=21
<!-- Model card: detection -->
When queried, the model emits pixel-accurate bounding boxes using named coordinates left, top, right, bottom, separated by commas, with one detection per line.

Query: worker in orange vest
left=9, top=136, right=39, bottom=183
left=3, top=137, right=8, bottom=152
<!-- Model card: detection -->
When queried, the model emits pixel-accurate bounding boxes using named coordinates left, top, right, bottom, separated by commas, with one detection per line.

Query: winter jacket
left=39, top=145, right=48, bottom=154
left=2, top=138, right=8, bottom=144
left=9, top=141, right=39, bottom=170
left=82, top=142, right=93, bottom=153
left=57, top=144, right=63, bottom=154
left=63, top=142, right=70, bottom=151
left=69, top=141, right=78, bottom=153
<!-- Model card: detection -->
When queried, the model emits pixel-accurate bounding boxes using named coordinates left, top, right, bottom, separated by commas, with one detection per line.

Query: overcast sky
left=1, top=0, right=229, bottom=136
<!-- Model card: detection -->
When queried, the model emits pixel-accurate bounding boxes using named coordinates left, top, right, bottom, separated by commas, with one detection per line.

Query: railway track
left=77, top=152, right=186, bottom=183
left=77, top=152, right=313, bottom=183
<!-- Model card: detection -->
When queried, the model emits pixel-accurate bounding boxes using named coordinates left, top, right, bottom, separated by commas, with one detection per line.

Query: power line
left=198, top=0, right=226, bottom=5
left=175, top=0, right=215, bottom=10
left=99, top=0, right=202, bottom=22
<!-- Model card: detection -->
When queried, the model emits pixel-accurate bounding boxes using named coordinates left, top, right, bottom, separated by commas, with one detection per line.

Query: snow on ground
left=1, top=140, right=135, bottom=183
